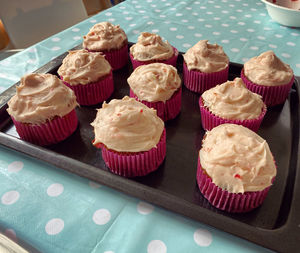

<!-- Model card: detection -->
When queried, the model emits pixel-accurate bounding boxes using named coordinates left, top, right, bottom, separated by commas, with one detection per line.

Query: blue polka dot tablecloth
left=0, top=0, right=297, bottom=252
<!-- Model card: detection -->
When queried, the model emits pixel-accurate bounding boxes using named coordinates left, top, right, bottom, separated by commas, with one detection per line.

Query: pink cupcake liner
left=129, top=88, right=182, bottom=121
left=87, top=43, right=128, bottom=70
left=183, top=63, right=229, bottom=94
left=241, top=69, right=295, bottom=106
left=130, top=47, right=179, bottom=69
left=199, top=97, right=267, bottom=132
left=196, top=159, right=273, bottom=213
left=61, top=71, right=114, bottom=106
left=99, top=128, right=166, bottom=177
left=12, top=109, right=78, bottom=146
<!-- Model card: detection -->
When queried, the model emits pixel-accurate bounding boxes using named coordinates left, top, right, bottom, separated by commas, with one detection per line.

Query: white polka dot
left=275, top=34, right=283, bottom=38
left=28, top=47, right=37, bottom=53
left=214, top=17, right=220, bottom=20
left=147, top=21, right=154, bottom=25
left=147, top=0, right=152, bottom=2
left=296, top=64, right=300, bottom=68
left=247, top=29, right=255, bottom=32
left=242, top=58, right=249, bottom=62
left=137, top=201, right=154, bottom=215
left=237, top=22, right=245, bottom=26
left=256, top=2, right=263, bottom=5
left=147, top=240, right=167, bottom=253
left=250, top=46, right=259, bottom=50
left=230, top=30, right=238, bottom=33
left=136, top=5, right=142, bottom=8
left=170, top=27, right=177, bottom=31
left=291, top=33, right=299, bottom=36
left=198, top=18, right=205, bottom=22
left=176, top=35, right=184, bottom=39
left=7, top=161, right=23, bottom=172
left=240, top=38, right=248, bottom=42
left=93, top=209, right=111, bottom=225
left=73, top=36, right=81, bottom=41
left=160, top=15, right=166, bottom=18
left=194, top=229, right=213, bottom=247
left=208, top=0, right=214, bottom=3
left=132, top=30, right=140, bottom=34
left=1, top=191, right=20, bottom=205
left=205, top=24, right=212, bottom=28
left=254, top=20, right=261, bottom=24
left=27, top=58, right=37, bottom=64
left=47, top=183, right=64, bottom=197
left=243, top=3, right=249, bottom=6
left=231, top=48, right=240, bottom=53
left=213, top=32, right=220, bottom=35
left=215, top=5, right=221, bottom=8
left=51, top=47, right=61, bottom=51
left=89, top=181, right=101, bottom=188
left=5, top=229, right=17, bottom=242
left=229, top=16, right=236, bottom=20
left=186, top=7, right=192, bottom=10
left=165, top=3, right=171, bottom=6
left=287, top=42, right=296, bottom=46
left=195, top=1, right=200, bottom=4
left=206, top=12, right=213, bottom=15
left=105, top=12, right=112, bottom=16
left=188, top=26, right=195, bottom=30
left=143, top=16, right=149, bottom=19
left=229, top=4, right=235, bottom=7
left=194, top=33, right=202, bottom=37
left=264, top=27, right=272, bottom=31
left=236, top=9, right=243, bottom=12
left=155, top=9, right=161, bottom=12
left=90, top=19, right=97, bottom=23
left=45, top=218, right=64, bottom=235
left=281, top=53, right=291, bottom=58
left=71, top=28, right=80, bottom=32
left=200, top=6, right=206, bottom=9
left=108, top=18, right=115, bottom=22
left=129, top=24, right=136, bottom=27
left=119, top=6, right=125, bottom=9
left=245, top=14, right=252, bottom=18
left=221, top=39, right=229, bottom=43
left=139, top=10, right=146, bottom=13
left=152, top=29, right=159, bottom=33
left=269, top=44, right=277, bottom=48
left=257, top=36, right=265, bottom=40
left=125, top=17, right=133, bottom=20
left=183, top=43, right=191, bottom=48
left=182, top=19, right=188, bottom=22
left=51, top=37, right=60, bottom=42
left=104, top=251, right=114, bottom=253
left=222, top=10, right=229, bottom=14
left=260, top=13, right=266, bottom=16
left=164, top=21, right=170, bottom=24
left=221, top=24, right=229, bottom=27
left=176, top=13, right=183, bottom=16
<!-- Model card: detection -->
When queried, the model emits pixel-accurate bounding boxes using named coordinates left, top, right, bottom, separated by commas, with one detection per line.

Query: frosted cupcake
left=199, top=78, right=266, bottom=132
left=197, top=124, right=276, bottom=213
left=241, top=51, right=294, bottom=106
left=91, top=96, right=166, bottom=177
left=183, top=40, right=229, bottom=93
left=58, top=49, right=113, bottom=105
left=128, top=63, right=181, bottom=121
left=129, top=32, right=178, bottom=69
left=83, top=22, right=128, bottom=70
left=7, top=73, right=78, bottom=146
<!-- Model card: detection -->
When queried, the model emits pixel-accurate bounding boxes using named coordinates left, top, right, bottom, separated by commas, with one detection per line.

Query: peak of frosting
left=58, top=49, right=111, bottom=85
left=199, top=124, right=276, bottom=193
left=7, top=73, right=78, bottom=124
left=83, top=22, right=127, bottom=51
left=130, top=32, right=174, bottom=61
left=127, top=63, right=181, bottom=102
left=183, top=40, right=229, bottom=73
left=92, top=96, right=164, bottom=152
left=244, top=51, right=294, bottom=86
left=201, top=78, right=265, bottom=120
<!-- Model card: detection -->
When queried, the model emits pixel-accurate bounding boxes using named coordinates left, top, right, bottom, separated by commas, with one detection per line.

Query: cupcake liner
left=241, top=69, right=295, bottom=106
left=12, top=109, right=78, bottom=146
left=199, top=97, right=267, bottom=132
left=99, top=128, right=166, bottom=177
left=130, top=47, right=179, bottom=69
left=62, top=71, right=114, bottom=106
left=183, top=63, right=229, bottom=94
left=129, top=88, right=182, bottom=121
left=196, top=159, right=273, bottom=213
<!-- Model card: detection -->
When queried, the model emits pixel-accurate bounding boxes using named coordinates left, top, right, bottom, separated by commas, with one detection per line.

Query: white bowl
left=261, top=0, right=300, bottom=27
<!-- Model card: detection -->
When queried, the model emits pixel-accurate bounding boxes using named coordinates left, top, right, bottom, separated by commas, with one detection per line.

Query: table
left=1, top=0, right=299, bottom=252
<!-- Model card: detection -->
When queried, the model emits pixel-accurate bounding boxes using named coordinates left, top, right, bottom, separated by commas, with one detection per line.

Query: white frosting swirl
left=92, top=96, right=164, bottom=152
left=199, top=124, right=276, bottom=193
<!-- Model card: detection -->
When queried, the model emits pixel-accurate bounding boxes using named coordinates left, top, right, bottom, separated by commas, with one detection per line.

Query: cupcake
left=199, top=78, right=266, bottom=132
left=129, top=32, right=178, bottom=69
left=58, top=49, right=113, bottom=105
left=91, top=96, right=166, bottom=177
left=128, top=63, right=181, bottom=121
left=241, top=51, right=294, bottom=106
left=82, top=22, right=128, bottom=70
left=183, top=40, right=229, bottom=93
left=7, top=73, right=78, bottom=146
left=197, top=124, right=276, bottom=213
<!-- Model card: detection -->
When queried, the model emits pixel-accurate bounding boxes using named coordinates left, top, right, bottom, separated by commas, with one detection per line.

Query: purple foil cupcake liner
left=183, top=63, right=229, bottom=94
left=199, top=97, right=267, bottom=132
left=12, top=109, right=78, bottom=146
left=100, top=129, right=166, bottom=177
left=87, top=43, right=128, bottom=70
left=130, top=47, right=179, bottom=69
left=196, top=159, right=273, bottom=213
left=241, top=69, right=294, bottom=106
left=129, top=88, right=182, bottom=121
left=62, top=71, right=114, bottom=106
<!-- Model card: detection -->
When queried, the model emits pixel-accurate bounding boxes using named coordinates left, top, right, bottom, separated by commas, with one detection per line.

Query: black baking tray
left=0, top=44, right=299, bottom=253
